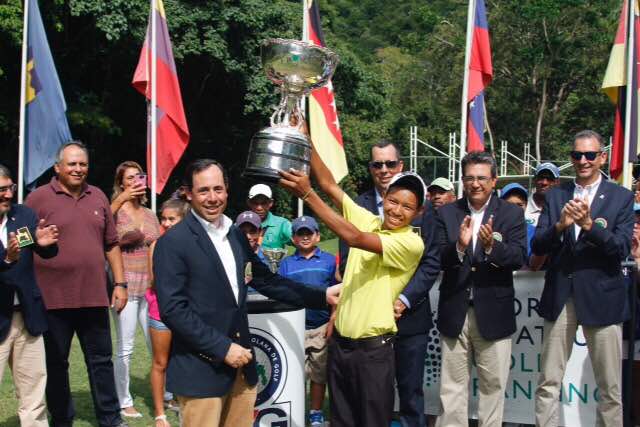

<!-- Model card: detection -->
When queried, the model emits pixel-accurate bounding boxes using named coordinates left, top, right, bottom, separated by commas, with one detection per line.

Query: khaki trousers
left=436, top=308, right=512, bottom=427
left=535, top=299, right=622, bottom=427
left=0, top=312, right=49, bottom=427
left=178, top=369, right=257, bottom=427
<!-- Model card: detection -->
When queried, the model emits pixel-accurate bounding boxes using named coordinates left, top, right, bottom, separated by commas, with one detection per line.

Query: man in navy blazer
left=0, top=165, right=59, bottom=427
left=435, top=151, right=526, bottom=427
left=338, top=140, right=441, bottom=427
left=154, top=159, right=337, bottom=427
left=533, top=130, right=634, bottom=426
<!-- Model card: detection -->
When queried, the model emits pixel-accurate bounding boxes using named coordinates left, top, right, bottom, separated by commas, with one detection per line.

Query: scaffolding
left=407, top=126, right=598, bottom=186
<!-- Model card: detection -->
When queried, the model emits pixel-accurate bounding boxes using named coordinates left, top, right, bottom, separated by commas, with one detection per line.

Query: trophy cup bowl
left=244, top=39, right=339, bottom=182
left=262, top=248, right=288, bottom=273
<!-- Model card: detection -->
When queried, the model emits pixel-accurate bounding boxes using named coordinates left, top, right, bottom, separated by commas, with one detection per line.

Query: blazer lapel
left=561, top=182, right=577, bottom=243
left=472, top=196, right=497, bottom=261
left=455, top=199, right=474, bottom=260
left=364, top=189, right=379, bottom=216
left=185, top=213, right=238, bottom=306
left=227, top=227, right=248, bottom=307
left=6, top=209, right=17, bottom=237
left=588, top=180, right=608, bottom=221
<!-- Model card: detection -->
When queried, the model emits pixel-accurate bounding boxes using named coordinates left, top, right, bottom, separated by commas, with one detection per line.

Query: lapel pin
left=594, top=218, right=607, bottom=229
left=599, top=194, right=605, bottom=199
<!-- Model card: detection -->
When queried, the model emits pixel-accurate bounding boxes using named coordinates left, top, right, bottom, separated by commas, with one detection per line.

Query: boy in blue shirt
left=278, top=216, right=336, bottom=427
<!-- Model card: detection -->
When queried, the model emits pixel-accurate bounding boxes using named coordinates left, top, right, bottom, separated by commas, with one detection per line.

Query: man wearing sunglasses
left=338, top=140, right=441, bottom=427
left=533, top=130, right=634, bottom=426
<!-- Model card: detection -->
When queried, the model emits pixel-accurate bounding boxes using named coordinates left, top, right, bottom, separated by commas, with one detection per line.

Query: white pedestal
left=248, top=296, right=306, bottom=427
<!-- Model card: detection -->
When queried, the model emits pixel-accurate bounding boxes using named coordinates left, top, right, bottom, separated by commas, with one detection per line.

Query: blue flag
left=24, top=0, right=72, bottom=186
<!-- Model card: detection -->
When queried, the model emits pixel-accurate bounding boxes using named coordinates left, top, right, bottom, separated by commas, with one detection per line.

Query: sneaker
left=120, top=408, right=143, bottom=418
left=164, top=399, right=180, bottom=412
left=309, top=410, right=325, bottom=426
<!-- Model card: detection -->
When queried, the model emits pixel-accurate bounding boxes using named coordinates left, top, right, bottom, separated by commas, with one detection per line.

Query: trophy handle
left=270, top=89, right=304, bottom=129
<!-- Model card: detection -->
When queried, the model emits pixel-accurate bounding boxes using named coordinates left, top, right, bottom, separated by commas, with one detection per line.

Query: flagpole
left=151, top=0, right=158, bottom=211
left=458, top=0, right=475, bottom=197
left=297, top=0, right=308, bottom=218
left=18, top=0, right=30, bottom=203
left=623, top=0, right=635, bottom=189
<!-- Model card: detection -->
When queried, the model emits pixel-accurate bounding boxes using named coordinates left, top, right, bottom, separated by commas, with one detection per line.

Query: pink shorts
left=145, top=287, right=161, bottom=321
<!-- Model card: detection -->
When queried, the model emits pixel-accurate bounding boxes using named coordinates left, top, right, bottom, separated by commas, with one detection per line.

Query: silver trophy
left=244, top=38, right=339, bottom=182
left=262, top=248, right=288, bottom=273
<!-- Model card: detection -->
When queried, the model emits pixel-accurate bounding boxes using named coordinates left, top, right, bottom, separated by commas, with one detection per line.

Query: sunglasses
left=369, top=160, right=399, bottom=169
left=570, top=151, right=601, bottom=161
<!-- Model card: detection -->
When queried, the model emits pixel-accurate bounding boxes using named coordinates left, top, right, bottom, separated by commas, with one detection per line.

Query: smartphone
left=134, top=173, right=147, bottom=188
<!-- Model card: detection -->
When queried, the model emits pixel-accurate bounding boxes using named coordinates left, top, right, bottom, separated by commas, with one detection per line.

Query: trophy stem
left=270, top=89, right=304, bottom=129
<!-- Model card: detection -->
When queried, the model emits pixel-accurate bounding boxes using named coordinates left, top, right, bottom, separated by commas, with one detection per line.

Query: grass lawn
left=0, top=326, right=180, bottom=427
left=0, top=239, right=338, bottom=425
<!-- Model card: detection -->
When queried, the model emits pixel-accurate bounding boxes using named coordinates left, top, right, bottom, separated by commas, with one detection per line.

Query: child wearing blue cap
left=277, top=216, right=336, bottom=427
left=500, top=183, right=543, bottom=268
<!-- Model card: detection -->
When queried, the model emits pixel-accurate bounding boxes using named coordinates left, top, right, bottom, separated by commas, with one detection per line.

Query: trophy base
left=244, top=126, right=311, bottom=183
left=243, top=166, right=282, bottom=183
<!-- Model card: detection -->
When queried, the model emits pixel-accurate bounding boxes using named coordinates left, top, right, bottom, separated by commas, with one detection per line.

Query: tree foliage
left=0, top=0, right=624, bottom=217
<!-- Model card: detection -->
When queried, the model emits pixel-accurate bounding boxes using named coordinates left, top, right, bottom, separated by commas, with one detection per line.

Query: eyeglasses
left=570, top=151, right=601, bottom=161
left=461, top=176, right=491, bottom=184
left=0, top=184, right=17, bottom=194
left=369, top=160, right=399, bottom=169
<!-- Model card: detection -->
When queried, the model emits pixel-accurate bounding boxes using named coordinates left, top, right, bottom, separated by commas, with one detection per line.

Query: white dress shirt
left=457, top=196, right=493, bottom=261
left=192, top=210, right=239, bottom=303
left=573, top=175, right=602, bottom=239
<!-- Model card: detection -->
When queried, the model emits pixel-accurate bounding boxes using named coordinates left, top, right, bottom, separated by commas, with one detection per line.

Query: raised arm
left=309, top=148, right=345, bottom=210
left=280, top=168, right=383, bottom=254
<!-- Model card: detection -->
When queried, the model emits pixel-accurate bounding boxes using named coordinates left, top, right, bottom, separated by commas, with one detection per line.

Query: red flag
left=602, top=0, right=640, bottom=181
left=304, top=0, right=348, bottom=182
left=466, top=0, right=493, bottom=152
left=132, top=0, right=189, bottom=194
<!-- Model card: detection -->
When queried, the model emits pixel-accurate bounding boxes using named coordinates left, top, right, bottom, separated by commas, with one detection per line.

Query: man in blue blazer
left=154, top=159, right=338, bottom=427
left=533, top=130, right=634, bottom=427
left=0, top=165, right=59, bottom=427
left=339, top=140, right=441, bottom=427
left=435, top=151, right=526, bottom=427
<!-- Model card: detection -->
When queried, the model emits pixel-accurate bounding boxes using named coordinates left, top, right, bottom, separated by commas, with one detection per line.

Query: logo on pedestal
left=251, top=327, right=288, bottom=406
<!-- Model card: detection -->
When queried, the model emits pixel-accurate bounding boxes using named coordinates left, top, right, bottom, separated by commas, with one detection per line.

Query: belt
left=13, top=305, right=22, bottom=312
left=333, top=331, right=395, bottom=350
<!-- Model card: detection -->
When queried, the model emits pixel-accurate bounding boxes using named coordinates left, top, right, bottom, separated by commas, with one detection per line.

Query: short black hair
left=461, top=151, right=497, bottom=178
left=370, top=139, right=401, bottom=161
left=183, top=159, right=228, bottom=189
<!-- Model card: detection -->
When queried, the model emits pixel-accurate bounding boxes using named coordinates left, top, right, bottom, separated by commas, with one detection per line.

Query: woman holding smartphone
left=110, top=161, right=161, bottom=418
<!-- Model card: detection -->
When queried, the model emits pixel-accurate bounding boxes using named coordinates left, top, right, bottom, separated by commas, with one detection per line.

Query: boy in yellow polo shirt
left=280, top=141, right=425, bottom=427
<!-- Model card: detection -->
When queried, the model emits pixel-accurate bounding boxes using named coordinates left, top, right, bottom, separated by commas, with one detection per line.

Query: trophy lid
left=261, top=38, right=339, bottom=95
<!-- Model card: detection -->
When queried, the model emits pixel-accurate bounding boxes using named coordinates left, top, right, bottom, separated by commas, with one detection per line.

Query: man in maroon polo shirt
left=26, top=141, right=129, bottom=427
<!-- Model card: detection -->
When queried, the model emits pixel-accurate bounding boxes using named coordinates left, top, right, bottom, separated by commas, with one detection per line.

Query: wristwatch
left=114, top=282, right=128, bottom=289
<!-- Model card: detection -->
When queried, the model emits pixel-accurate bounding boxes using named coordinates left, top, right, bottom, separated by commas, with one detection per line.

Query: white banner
left=423, top=271, right=598, bottom=426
